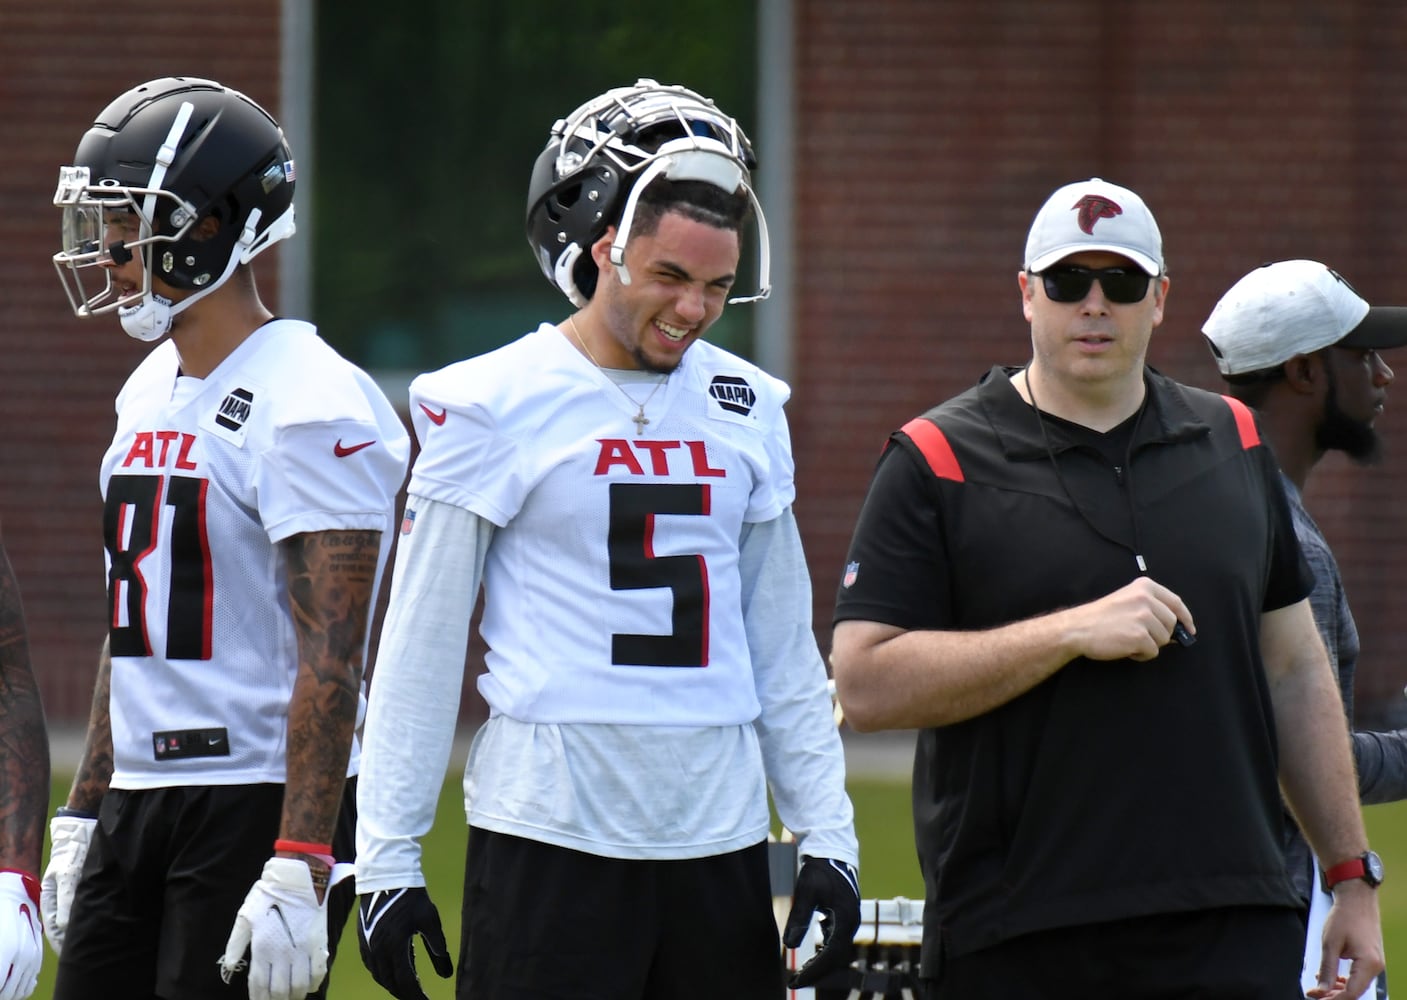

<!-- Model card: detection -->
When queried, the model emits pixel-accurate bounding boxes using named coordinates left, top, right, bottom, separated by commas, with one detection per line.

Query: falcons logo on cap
left=1074, top=195, right=1122, bottom=234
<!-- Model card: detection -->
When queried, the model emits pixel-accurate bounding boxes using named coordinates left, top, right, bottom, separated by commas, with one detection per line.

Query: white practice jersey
left=357, top=323, right=857, bottom=877
left=409, top=322, right=793, bottom=725
left=101, top=319, right=409, bottom=788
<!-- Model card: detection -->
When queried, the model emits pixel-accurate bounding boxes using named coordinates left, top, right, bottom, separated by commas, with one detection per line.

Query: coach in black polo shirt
left=831, top=179, right=1384, bottom=1000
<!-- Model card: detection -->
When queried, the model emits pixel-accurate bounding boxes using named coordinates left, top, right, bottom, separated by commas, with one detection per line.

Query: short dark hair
left=629, top=177, right=752, bottom=240
left=1221, top=367, right=1284, bottom=408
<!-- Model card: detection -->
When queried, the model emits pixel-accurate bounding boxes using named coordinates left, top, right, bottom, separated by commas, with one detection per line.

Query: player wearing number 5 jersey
left=355, top=79, right=859, bottom=1000
left=45, top=78, right=409, bottom=1000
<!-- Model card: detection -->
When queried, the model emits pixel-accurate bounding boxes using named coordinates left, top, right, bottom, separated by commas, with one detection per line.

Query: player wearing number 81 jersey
left=46, top=77, right=409, bottom=1000
left=100, top=321, right=407, bottom=786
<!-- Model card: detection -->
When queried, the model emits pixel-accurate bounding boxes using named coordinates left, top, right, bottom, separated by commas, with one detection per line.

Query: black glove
left=781, top=856, right=861, bottom=989
left=357, top=887, right=454, bottom=1000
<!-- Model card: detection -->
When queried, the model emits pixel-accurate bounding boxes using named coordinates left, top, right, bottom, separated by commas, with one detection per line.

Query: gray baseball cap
left=1203, top=259, right=1407, bottom=376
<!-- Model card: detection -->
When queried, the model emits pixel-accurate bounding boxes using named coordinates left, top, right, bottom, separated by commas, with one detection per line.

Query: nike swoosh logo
left=360, top=888, right=401, bottom=939
left=269, top=903, right=295, bottom=943
left=419, top=403, right=447, bottom=426
left=334, top=439, right=376, bottom=457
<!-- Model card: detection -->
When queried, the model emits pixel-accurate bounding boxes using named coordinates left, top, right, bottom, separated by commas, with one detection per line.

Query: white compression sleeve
left=742, top=508, right=859, bottom=867
left=355, top=496, right=491, bottom=891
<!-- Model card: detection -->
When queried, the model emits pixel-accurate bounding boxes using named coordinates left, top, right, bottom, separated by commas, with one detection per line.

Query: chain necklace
left=564, top=316, right=668, bottom=435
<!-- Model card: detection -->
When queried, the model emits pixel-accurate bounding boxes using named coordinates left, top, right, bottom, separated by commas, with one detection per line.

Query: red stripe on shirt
left=900, top=418, right=964, bottom=482
left=1220, top=395, right=1261, bottom=449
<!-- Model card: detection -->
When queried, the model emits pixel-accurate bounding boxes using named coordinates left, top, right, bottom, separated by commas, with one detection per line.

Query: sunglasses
left=1036, top=265, right=1153, bottom=304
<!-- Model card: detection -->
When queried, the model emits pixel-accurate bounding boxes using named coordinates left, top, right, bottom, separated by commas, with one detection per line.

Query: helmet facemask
left=526, top=79, right=770, bottom=308
left=54, top=167, right=203, bottom=341
left=52, top=79, right=297, bottom=342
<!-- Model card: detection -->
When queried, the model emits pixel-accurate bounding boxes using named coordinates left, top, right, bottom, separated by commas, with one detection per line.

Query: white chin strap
left=606, top=145, right=770, bottom=305
left=120, top=101, right=191, bottom=342
left=118, top=295, right=175, bottom=342
left=554, top=242, right=589, bottom=309
left=119, top=205, right=279, bottom=342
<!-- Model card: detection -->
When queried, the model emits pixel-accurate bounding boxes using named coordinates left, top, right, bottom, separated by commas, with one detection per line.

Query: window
left=313, top=1, right=759, bottom=378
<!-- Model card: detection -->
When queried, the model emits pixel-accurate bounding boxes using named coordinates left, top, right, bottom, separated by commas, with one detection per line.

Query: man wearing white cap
left=1205, top=259, right=1407, bottom=1000
left=833, top=180, right=1384, bottom=998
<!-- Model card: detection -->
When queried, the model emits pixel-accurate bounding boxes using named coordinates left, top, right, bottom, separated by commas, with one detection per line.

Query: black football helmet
left=525, top=78, right=770, bottom=307
left=52, top=77, right=296, bottom=341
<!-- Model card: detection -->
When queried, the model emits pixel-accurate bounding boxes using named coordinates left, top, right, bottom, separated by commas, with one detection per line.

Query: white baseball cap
left=1202, top=259, right=1407, bottom=376
left=1024, top=177, right=1163, bottom=276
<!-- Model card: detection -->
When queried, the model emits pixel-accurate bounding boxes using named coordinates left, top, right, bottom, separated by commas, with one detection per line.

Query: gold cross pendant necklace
left=565, top=316, right=668, bottom=435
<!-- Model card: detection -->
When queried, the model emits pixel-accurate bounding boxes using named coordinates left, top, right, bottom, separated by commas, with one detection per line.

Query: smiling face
left=587, top=209, right=739, bottom=373
left=1019, top=249, right=1169, bottom=413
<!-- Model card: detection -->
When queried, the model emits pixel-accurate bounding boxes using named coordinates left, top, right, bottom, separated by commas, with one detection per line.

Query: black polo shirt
left=834, top=365, right=1312, bottom=973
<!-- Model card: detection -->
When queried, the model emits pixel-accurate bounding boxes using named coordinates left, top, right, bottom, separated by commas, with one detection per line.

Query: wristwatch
left=1321, top=850, right=1385, bottom=893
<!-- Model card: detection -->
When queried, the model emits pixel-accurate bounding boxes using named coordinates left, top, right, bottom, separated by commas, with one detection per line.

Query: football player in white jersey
left=44, top=78, right=409, bottom=1000
left=0, top=526, right=49, bottom=1000
left=355, top=79, right=860, bottom=999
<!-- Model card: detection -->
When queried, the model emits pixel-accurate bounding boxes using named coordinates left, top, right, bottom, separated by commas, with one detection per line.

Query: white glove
left=219, top=857, right=352, bottom=1000
left=40, top=815, right=95, bottom=955
left=0, top=872, right=41, bottom=1000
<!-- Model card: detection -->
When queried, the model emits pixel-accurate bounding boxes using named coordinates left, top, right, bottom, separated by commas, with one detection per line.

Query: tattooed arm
left=63, top=637, right=113, bottom=818
left=277, top=529, right=382, bottom=891
left=0, top=538, right=48, bottom=874
left=216, top=529, right=384, bottom=989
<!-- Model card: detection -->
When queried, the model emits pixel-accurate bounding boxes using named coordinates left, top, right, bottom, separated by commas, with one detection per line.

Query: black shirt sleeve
left=833, top=436, right=951, bottom=629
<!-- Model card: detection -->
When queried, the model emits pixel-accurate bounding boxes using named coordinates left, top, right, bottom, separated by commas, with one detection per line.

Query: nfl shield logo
left=401, top=508, right=417, bottom=535
left=842, top=561, right=860, bottom=588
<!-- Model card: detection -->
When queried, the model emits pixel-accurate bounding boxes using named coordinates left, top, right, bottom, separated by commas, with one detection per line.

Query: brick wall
left=791, top=0, right=1407, bottom=726
left=7, top=2, right=1407, bottom=730
left=0, top=3, right=284, bottom=720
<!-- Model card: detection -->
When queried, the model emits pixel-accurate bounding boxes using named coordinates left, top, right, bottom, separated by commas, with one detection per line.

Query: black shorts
left=460, top=829, right=785, bottom=999
left=53, top=780, right=358, bottom=1000
left=925, top=905, right=1303, bottom=1000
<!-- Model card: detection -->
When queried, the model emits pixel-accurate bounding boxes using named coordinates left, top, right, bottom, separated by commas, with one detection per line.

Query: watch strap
left=1322, top=851, right=1382, bottom=892
left=1323, top=857, right=1367, bottom=889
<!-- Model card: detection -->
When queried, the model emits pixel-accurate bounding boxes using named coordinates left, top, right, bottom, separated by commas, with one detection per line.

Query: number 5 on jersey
left=608, top=482, right=709, bottom=668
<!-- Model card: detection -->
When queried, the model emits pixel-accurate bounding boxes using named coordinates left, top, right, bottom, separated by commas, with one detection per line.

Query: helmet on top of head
left=525, top=78, right=770, bottom=308
left=52, top=76, right=296, bottom=341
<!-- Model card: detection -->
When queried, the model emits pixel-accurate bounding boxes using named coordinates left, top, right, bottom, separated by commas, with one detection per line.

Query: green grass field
left=31, top=773, right=1407, bottom=998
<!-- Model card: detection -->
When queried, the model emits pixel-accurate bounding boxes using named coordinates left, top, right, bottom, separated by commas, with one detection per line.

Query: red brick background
left=5, top=2, right=1407, bottom=728
left=791, top=1, right=1407, bottom=727
left=0, top=4, right=284, bottom=720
